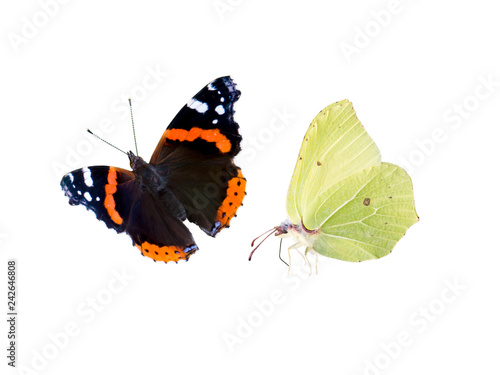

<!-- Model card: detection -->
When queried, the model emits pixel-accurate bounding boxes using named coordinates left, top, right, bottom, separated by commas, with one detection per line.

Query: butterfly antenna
left=248, top=228, right=277, bottom=261
left=128, top=99, right=139, bottom=155
left=87, top=129, right=127, bottom=155
left=278, top=238, right=289, bottom=267
left=251, top=227, right=277, bottom=247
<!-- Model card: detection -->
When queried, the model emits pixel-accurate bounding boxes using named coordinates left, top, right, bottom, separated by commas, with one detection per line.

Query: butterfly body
left=127, top=151, right=187, bottom=221
left=61, top=76, right=246, bottom=263
left=129, top=152, right=165, bottom=193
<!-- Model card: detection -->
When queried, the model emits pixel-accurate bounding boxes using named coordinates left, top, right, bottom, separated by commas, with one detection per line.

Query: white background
left=1, top=1, right=499, bottom=374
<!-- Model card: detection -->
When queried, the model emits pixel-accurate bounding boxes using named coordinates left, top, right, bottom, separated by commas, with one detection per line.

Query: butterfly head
left=248, top=220, right=302, bottom=261
left=248, top=219, right=319, bottom=263
left=275, top=219, right=293, bottom=236
left=127, top=151, right=146, bottom=171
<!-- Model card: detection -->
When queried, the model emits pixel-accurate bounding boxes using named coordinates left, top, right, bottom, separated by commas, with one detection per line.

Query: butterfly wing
left=150, top=76, right=242, bottom=163
left=61, top=166, right=135, bottom=231
left=308, top=163, right=418, bottom=261
left=149, top=76, right=246, bottom=236
left=286, top=100, right=381, bottom=225
left=123, top=187, right=198, bottom=263
left=61, top=166, right=198, bottom=262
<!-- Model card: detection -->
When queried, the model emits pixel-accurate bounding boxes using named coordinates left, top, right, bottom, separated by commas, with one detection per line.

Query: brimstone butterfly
left=250, top=100, right=418, bottom=265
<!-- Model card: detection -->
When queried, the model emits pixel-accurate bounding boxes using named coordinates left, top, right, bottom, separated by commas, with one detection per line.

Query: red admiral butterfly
left=61, top=76, right=246, bottom=263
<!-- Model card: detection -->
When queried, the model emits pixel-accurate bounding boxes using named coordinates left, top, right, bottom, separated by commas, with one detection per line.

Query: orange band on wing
left=104, top=167, right=123, bottom=225
left=216, top=169, right=246, bottom=227
left=164, top=127, right=232, bottom=153
left=136, top=242, right=197, bottom=263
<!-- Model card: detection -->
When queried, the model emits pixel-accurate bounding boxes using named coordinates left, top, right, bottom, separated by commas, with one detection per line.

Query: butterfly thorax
left=128, top=151, right=186, bottom=220
left=276, top=219, right=319, bottom=249
left=128, top=152, right=167, bottom=193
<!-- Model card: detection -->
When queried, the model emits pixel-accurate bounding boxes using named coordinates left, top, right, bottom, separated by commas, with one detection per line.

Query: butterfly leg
left=287, top=245, right=292, bottom=274
left=288, top=242, right=307, bottom=265
left=295, top=248, right=308, bottom=266
left=303, top=248, right=313, bottom=276
left=288, top=242, right=304, bottom=274
left=286, top=242, right=301, bottom=274
left=311, top=250, right=319, bottom=275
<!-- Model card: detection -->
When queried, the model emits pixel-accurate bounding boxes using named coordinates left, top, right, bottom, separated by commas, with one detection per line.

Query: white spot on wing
left=215, top=105, right=225, bottom=115
left=82, top=167, right=93, bottom=187
left=67, top=173, right=74, bottom=183
left=96, top=197, right=101, bottom=201
left=187, top=98, right=209, bottom=114
left=220, top=97, right=225, bottom=102
left=212, top=119, right=218, bottom=124
left=207, top=82, right=216, bottom=91
left=77, top=191, right=82, bottom=195
left=84, top=192, right=92, bottom=201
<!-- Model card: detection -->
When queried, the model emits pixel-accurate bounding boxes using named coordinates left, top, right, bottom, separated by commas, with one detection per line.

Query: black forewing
left=147, top=76, right=245, bottom=236
left=150, top=76, right=242, bottom=163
